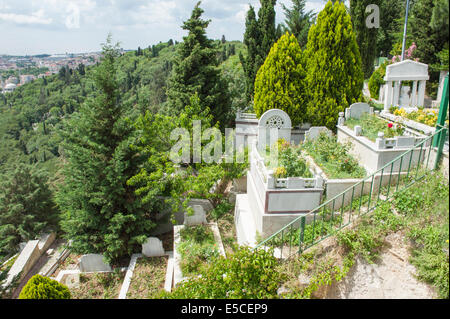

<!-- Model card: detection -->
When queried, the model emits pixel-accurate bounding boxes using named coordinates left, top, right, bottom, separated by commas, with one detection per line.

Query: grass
left=126, top=256, right=168, bottom=299
left=302, top=133, right=366, bottom=179
left=177, top=225, right=220, bottom=276
left=70, top=270, right=125, bottom=299
left=345, top=113, right=404, bottom=142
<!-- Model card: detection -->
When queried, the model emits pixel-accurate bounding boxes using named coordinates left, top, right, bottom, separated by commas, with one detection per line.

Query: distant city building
left=3, top=83, right=17, bottom=93
left=20, top=74, right=35, bottom=85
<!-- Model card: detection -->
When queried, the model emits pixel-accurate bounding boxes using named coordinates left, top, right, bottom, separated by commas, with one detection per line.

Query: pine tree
left=305, top=0, right=364, bottom=130
left=376, top=0, right=404, bottom=58
left=0, top=163, right=58, bottom=258
left=56, top=36, right=155, bottom=264
left=350, top=0, right=381, bottom=78
left=254, top=32, right=307, bottom=125
left=281, top=0, right=315, bottom=48
left=166, top=1, right=231, bottom=127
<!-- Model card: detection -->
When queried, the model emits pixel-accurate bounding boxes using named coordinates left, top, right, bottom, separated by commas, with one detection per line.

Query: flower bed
left=393, top=107, right=439, bottom=128
left=301, top=132, right=366, bottom=179
left=345, top=113, right=405, bottom=142
left=126, top=256, right=168, bottom=299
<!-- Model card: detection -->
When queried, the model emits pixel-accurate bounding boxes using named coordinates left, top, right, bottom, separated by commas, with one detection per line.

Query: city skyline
left=0, top=0, right=329, bottom=56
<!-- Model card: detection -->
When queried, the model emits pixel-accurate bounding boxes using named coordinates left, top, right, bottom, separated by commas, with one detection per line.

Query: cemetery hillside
left=0, top=0, right=449, bottom=302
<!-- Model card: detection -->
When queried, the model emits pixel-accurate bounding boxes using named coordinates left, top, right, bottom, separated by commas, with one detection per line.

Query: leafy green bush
left=163, top=247, right=284, bottom=299
left=19, top=274, right=71, bottom=299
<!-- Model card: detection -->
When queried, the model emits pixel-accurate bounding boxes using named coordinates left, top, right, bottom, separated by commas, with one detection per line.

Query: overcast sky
left=0, top=0, right=329, bottom=55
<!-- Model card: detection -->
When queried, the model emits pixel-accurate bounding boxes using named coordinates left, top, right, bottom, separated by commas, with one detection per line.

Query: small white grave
left=183, top=205, right=207, bottom=226
left=79, top=254, right=112, bottom=272
left=142, top=237, right=165, bottom=257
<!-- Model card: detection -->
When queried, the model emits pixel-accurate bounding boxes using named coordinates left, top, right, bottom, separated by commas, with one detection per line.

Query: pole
left=401, top=0, right=411, bottom=61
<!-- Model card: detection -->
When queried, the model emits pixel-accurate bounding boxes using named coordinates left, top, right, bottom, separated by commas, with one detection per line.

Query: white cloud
left=0, top=9, right=52, bottom=25
left=65, top=3, right=80, bottom=29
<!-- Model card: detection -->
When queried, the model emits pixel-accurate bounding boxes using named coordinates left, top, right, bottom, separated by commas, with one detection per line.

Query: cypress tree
left=56, top=36, right=154, bottom=264
left=254, top=32, right=307, bottom=125
left=166, top=1, right=231, bottom=127
left=305, top=0, right=364, bottom=130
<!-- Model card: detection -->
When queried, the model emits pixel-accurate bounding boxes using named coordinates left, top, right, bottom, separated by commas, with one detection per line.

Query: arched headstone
left=142, top=237, right=165, bottom=257
left=257, top=109, right=292, bottom=150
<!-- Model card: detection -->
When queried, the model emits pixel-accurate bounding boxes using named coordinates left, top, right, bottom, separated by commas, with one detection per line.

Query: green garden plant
left=19, top=274, right=71, bottom=299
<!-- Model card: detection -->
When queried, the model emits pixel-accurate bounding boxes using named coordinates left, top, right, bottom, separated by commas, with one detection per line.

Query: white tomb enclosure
left=337, top=105, right=430, bottom=175
left=234, top=109, right=325, bottom=246
left=383, top=59, right=430, bottom=111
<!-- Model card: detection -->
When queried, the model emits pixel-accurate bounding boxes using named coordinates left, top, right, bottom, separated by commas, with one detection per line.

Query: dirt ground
left=326, top=232, right=437, bottom=299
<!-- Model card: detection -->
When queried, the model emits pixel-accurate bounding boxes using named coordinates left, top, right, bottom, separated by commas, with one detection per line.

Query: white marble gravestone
left=257, top=109, right=292, bottom=151
left=304, top=127, right=332, bottom=141
left=79, top=254, right=112, bottom=272
left=345, top=103, right=371, bottom=120
left=183, top=205, right=207, bottom=226
left=142, top=237, right=165, bottom=257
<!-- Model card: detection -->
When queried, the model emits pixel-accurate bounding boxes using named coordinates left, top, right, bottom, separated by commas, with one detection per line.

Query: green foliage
left=163, top=247, right=284, bottom=299
left=240, top=0, right=277, bottom=102
left=368, top=61, right=388, bottom=100
left=280, top=0, right=315, bottom=49
left=0, top=163, right=58, bottom=259
left=345, top=113, right=404, bottom=142
left=166, top=2, right=231, bottom=128
left=376, top=0, right=404, bottom=57
left=350, top=0, right=382, bottom=78
left=56, top=36, right=155, bottom=264
left=263, top=140, right=312, bottom=178
left=302, top=132, right=366, bottom=179
left=19, top=274, right=71, bottom=299
left=178, top=225, right=220, bottom=276
left=305, top=0, right=364, bottom=130
left=254, top=32, right=307, bottom=125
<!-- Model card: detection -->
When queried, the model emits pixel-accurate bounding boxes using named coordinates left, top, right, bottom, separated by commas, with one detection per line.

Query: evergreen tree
left=305, top=0, right=364, bottom=130
left=166, top=2, right=231, bottom=127
left=240, top=0, right=278, bottom=103
left=376, top=0, right=404, bottom=58
left=0, top=163, right=58, bottom=259
left=56, top=36, right=155, bottom=264
left=281, top=0, right=315, bottom=48
left=254, top=32, right=307, bottom=125
left=350, top=0, right=381, bottom=78
left=240, top=5, right=263, bottom=103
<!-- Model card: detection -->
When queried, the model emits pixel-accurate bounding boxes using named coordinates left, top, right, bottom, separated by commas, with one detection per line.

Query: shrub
left=254, top=32, right=307, bottom=125
left=19, top=274, right=71, bottom=299
left=163, top=247, right=284, bottom=299
left=368, top=61, right=388, bottom=100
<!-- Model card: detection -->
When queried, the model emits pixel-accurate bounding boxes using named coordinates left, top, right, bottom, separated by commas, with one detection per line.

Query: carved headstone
left=345, top=103, right=371, bottom=120
left=305, top=127, right=332, bottom=141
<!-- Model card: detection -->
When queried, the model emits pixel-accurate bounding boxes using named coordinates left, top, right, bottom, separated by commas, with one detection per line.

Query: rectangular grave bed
left=337, top=113, right=429, bottom=175
left=173, top=223, right=225, bottom=286
left=70, top=271, right=125, bottom=299
left=126, top=256, right=168, bottom=299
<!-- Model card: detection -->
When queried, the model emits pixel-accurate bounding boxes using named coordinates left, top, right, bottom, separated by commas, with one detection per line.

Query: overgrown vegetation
left=178, top=225, right=219, bottom=276
left=302, top=132, right=366, bottom=179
